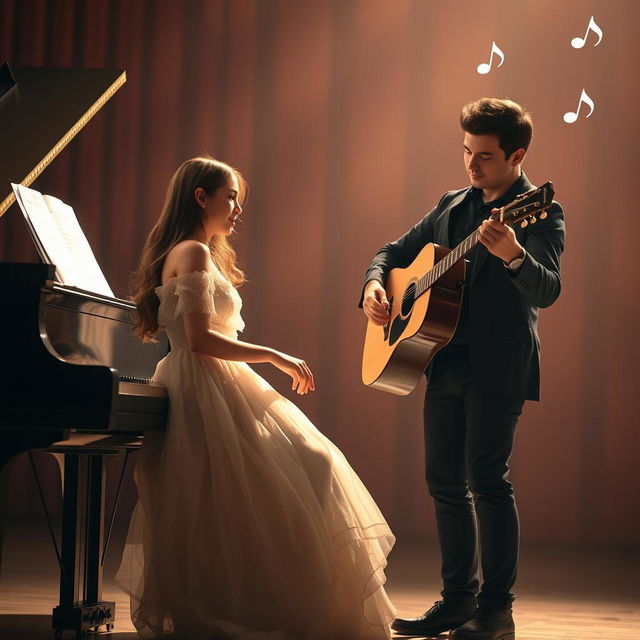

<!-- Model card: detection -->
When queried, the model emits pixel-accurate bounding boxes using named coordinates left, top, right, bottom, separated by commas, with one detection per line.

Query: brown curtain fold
left=1, top=0, right=638, bottom=548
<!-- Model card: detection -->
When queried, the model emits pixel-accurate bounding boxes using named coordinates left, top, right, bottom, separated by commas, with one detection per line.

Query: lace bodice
left=155, top=267, right=245, bottom=349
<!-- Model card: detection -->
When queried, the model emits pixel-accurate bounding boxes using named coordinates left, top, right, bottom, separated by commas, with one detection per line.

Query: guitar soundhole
left=387, top=281, right=417, bottom=346
left=401, top=283, right=416, bottom=317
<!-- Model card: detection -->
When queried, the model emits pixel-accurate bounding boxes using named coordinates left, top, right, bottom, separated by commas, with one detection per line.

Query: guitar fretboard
left=415, top=228, right=480, bottom=296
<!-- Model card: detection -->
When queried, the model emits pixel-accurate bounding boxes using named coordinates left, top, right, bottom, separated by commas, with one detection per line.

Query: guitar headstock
left=492, top=181, right=555, bottom=228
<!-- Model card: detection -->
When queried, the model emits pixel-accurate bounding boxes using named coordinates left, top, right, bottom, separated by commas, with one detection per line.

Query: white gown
left=115, top=266, right=396, bottom=639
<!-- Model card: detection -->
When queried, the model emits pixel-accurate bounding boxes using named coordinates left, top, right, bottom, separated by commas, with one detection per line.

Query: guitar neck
left=413, top=180, right=554, bottom=296
left=416, top=229, right=480, bottom=296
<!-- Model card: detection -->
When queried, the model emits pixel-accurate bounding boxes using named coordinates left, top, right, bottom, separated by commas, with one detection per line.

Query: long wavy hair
left=132, top=156, right=247, bottom=342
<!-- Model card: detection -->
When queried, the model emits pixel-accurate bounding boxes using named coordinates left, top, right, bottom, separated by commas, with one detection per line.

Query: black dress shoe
left=449, top=607, right=515, bottom=640
left=392, top=599, right=477, bottom=636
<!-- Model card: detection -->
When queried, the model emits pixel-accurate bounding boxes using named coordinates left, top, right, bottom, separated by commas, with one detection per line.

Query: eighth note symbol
left=571, top=16, right=603, bottom=48
left=477, top=41, right=505, bottom=75
left=563, top=89, right=595, bottom=124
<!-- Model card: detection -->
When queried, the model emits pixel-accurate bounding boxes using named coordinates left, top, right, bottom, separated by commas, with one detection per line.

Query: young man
left=361, top=98, right=565, bottom=640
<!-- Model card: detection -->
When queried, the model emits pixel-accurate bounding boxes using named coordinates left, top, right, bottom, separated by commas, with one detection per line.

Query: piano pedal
left=53, top=600, right=115, bottom=639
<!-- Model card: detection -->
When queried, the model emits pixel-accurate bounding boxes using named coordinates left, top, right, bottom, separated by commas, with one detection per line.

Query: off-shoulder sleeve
left=172, top=270, right=217, bottom=318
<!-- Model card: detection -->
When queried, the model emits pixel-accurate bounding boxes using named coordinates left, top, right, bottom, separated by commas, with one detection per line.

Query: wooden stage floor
left=0, top=521, right=638, bottom=639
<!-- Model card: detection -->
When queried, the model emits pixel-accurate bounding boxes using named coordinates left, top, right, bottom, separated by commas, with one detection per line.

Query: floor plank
left=1, top=522, right=638, bottom=639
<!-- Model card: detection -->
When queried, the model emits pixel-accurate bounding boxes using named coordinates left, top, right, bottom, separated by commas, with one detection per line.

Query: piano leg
left=53, top=453, right=115, bottom=639
left=86, top=455, right=105, bottom=604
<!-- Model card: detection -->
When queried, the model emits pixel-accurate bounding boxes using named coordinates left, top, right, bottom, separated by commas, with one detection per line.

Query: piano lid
left=0, top=63, right=126, bottom=218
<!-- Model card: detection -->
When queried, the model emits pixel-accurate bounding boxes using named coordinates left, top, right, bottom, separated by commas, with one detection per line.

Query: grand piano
left=0, top=64, right=169, bottom=639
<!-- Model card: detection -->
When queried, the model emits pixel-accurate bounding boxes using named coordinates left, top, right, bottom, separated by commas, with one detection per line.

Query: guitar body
left=362, top=181, right=555, bottom=396
left=362, top=243, right=465, bottom=395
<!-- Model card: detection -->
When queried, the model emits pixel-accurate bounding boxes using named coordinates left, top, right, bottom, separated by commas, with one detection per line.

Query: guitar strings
left=399, top=229, right=480, bottom=307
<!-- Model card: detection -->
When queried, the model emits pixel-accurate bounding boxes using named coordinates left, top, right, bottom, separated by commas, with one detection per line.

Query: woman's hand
left=270, top=351, right=316, bottom=395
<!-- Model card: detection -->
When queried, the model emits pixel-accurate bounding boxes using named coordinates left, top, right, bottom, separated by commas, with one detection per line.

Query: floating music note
left=476, top=41, right=505, bottom=75
left=563, top=89, right=595, bottom=123
left=571, top=16, right=603, bottom=48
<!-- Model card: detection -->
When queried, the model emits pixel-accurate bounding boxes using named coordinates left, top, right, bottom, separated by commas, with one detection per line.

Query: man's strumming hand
left=363, top=280, right=391, bottom=326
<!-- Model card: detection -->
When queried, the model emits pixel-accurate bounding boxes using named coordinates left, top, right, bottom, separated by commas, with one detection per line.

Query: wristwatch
left=504, top=249, right=526, bottom=271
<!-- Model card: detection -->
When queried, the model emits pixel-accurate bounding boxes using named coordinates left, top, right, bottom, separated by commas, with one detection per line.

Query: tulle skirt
left=115, top=348, right=396, bottom=639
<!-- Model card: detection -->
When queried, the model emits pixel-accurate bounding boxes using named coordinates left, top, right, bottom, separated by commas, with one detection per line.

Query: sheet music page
left=12, top=183, right=68, bottom=283
left=11, top=184, right=56, bottom=269
left=11, top=183, right=114, bottom=297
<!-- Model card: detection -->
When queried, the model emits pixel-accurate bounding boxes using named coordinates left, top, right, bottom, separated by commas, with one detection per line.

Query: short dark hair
left=460, top=98, right=533, bottom=159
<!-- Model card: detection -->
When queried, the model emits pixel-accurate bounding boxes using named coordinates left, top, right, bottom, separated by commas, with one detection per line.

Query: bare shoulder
left=162, top=240, right=212, bottom=283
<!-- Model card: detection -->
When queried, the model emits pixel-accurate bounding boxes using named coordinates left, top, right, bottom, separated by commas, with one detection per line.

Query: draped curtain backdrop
left=1, top=0, right=638, bottom=549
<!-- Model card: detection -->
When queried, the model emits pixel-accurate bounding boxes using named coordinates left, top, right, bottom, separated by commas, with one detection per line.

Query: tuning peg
left=529, top=216, right=537, bottom=224
left=540, top=211, right=548, bottom=220
left=520, top=219, right=528, bottom=228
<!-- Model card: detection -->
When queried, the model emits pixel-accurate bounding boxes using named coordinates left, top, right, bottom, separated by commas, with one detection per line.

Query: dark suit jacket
left=360, top=173, right=565, bottom=401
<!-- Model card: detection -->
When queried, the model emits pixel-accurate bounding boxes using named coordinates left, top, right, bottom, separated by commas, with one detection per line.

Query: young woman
left=115, top=157, right=396, bottom=640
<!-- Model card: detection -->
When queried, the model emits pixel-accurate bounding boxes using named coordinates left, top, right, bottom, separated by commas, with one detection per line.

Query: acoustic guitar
left=362, top=182, right=555, bottom=395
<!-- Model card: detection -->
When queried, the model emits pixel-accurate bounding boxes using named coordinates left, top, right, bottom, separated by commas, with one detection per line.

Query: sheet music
left=11, top=183, right=114, bottom=297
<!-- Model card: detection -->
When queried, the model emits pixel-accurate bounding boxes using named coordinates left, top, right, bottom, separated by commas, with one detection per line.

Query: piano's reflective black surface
left=0, top=262, right=168, bottom=436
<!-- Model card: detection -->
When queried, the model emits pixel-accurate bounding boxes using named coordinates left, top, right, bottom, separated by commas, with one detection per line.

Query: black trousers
left=424, top=345, right=524, bottom=609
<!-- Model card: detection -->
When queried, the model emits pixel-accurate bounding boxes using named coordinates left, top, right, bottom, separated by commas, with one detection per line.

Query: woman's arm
left=172, top=241, right=315, bottom=393
left=184, top=312, right=315, bottom=395
left=183, top=311, right=274, bottom=362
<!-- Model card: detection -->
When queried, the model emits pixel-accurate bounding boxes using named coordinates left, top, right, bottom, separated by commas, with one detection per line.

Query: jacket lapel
left=436, top=190, right=469, bottom=247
